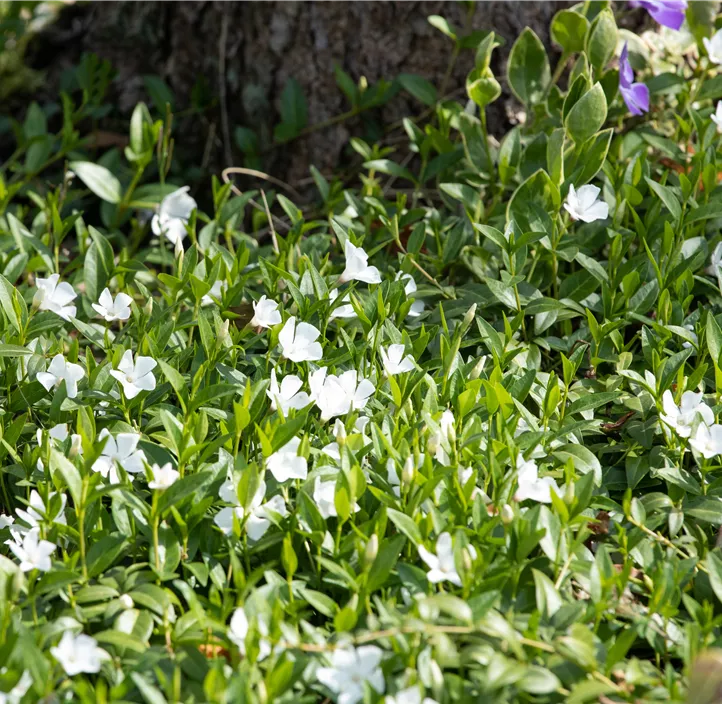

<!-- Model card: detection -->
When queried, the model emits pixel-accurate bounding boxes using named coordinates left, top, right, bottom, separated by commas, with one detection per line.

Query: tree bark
left=32, top=1, right=569, bottom=193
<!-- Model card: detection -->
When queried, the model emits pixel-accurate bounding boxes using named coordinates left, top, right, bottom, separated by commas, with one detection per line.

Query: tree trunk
left=33, top=1, right=569, bottom=193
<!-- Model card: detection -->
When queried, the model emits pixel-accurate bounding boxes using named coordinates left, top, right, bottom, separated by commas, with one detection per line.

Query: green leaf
left=466, top=67, right=501, bottom=108
left=507, top=28, right=551, bottom=105
left=367, top=535, right=405, bottom=592
left=565, top=83, right=607, bottom=144
left=387, top=508, right=422, bottom=545
left=70, top=161, right=123, bottom=204
left=645, top=178, right=682, bottom=221
left=708, top=314, right=722, bottom=367
left=553, top=444, right=602, bottom=485
left=585, top=9, right=617, bottom=71
left=398, top=74, right=437, bottom=105
left=551, top=10, right=589, bottom=53
left=50, top=449, right=82, bottom=506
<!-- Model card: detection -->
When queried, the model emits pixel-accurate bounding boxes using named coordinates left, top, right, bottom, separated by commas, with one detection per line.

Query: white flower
left=704, top=28, right=722, bottom=64
left=250, top=295, right=282, bottom=328
left=660, top=390, right=714, bottom=438
left=712, top=101, right=722, bottom=133
left=151, top=186, right=197, bottom=246
left=266, top=369, right=310, bottom=415
left=228, top=607, right=272, bottom=660
left=16, top=490, right=66, bottom=528
left=385, top=686, right=438, bottom=704
left=310, top=368, right=375, bottom=421
left=148, top=463, right=179, bottom=490
left=329, top=289, right=356, bottom=320
left=0, top=515, right=14, bottom=530
left=418, top=532, right=462, bottom=586
left=563, top=184, right=609, bottom=223
left=396, top=273, right=425, bottom=317
left=313, top=476, right=360, bottom=519
left=50, top=632, right=109, bottom=676
left=91, top=288, right=132, bottom=322
left=380, top=344, right=415, bottom=376
left=690, top=423, right=722, bottom=458
left=110, top=350, right=157, bottom=399
left=279, top=317, right=323, bottom=362
left=6, top=528, right=55, bottom=572
left=214, top=479, right=287, bottom=540
left=513, top=454, right=560, bottom=503
left=0, top=670, right=33, bottom=704
left=266, top=437, right=308, bottom=483
left=91, top=428, right=146, bottom=482
left=33, top=274, right=77, bottom=320
left=36, top=354, right=85, bottom=399
left=338, top=241, right=382, bottom=284
left=310, top=368, right=351, bottom=421
left=316, top=645, right=385, bottom=704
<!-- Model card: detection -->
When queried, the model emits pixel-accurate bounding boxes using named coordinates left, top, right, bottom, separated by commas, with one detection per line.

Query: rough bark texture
left=31, top=1, right=570, bottom=191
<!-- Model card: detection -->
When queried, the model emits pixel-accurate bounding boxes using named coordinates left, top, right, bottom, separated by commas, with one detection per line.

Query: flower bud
left=143, top=297, right=153, bottom=317
left=461, top=303, right=477, bottom=332
left=218, top=318, right=230, bottom=345
left=501, top=503, right=514, bottom=525
left=469, top=355, right=487, bottom=380
left=119, top=594, right=134, bottom=610
left=401, top=456, right=415, bottom=488
left=364, top=534, right=378, bottom=567
left=462, top=547, right=473, bottom=572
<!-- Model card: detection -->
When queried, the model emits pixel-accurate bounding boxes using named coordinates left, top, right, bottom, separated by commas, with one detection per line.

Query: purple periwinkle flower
left=628, top=0, right=687, bottom=31
left=619, top=43, right=650, bottom=116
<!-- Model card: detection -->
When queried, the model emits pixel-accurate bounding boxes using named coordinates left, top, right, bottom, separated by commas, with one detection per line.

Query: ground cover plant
left=4, top=1, right=722, bottom=702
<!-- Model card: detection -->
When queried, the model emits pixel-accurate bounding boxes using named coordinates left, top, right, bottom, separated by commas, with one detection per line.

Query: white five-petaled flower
left=33, top=274, right=77, bottom=321
left=110, top=350, right=157, bottom=399
left=266, top=369, right=311, bottom=415
left=151, top=186, right=197, bottom=246
left=338, top=241, right=382, bottom=284
left=564, top=184, right=609, bottom=223
left=329, top=289, right=356, bottom=320
left=91, top=428, right=146, bottom=483
left=380, top=344, right=415, bottom=376
left=418, top=532, right=462, bottom=586
left=385, top=686, right=439, bottom=704
left=16, top=490, right=66, bottom=529
left=50, top=632, right=109, bottom=676
left=395, top=273, right=425, bottom=317
left=704, top=28, right=722, bottom=64
left=313, top=476, right=360, bottom=519
left=148, top=463, right=179, bottom=490
left=228, top=607, right=272, bottom=660
left=316, top=645, right=385, bottom=704
left=279, top=317, right=323, bottom=362
left=37, top=354, right=85, bottom=399
left=250, top=295, right=282, bottom=328
left=214, top=479, right=288, bottom=541
left=513, top=453, right=560, bottom=504
left=266, top=437, right=308, bottom=483
left=6, top=528, right=55, bottom=572
left=660, top=390, right=714, bottom=438
left=0, top=670, right=33, bottom=704
left=310, top=368, right=375, bottom=421
left=201, top=280, right=227, bottom=306
left=92, top=287, right=132, bottom=322
left=712, top=101, right=722, bottom=134
left=690, top=423, right=722, bottom=459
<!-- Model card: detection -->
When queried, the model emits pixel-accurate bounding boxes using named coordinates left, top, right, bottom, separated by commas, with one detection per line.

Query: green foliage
left=1, top=3, right=722, bottom=703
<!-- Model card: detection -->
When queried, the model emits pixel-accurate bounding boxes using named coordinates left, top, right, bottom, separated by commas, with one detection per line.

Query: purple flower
left=619, top=43, right=650, bottom=116
left=629, top=0, right=687, bottom=31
